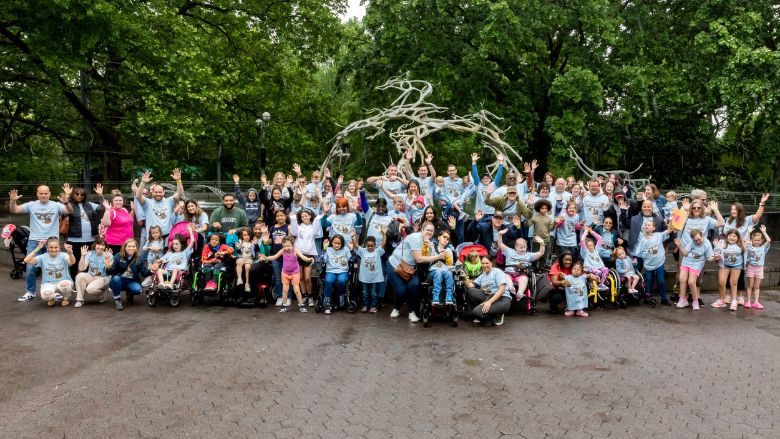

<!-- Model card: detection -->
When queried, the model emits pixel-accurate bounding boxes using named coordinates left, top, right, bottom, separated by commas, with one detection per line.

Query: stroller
left=146, top=222, right=201, bottom=307
left=2, top=224, right=29, bottom=280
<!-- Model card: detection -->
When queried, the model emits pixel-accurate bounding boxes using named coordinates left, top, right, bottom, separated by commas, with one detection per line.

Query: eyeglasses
left=73, top=193, right=85, bottom=197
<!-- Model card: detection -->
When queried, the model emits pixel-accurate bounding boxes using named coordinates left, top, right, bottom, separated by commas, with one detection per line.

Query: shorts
left=297, top=256, right=314, bottom=267
left=680, top=265, right=701, bottom=278
left=281, top=272, right=301, bottom=287
left=746, top=265, right=764, bottom=279
left=506, top=273, right=529, bottom=284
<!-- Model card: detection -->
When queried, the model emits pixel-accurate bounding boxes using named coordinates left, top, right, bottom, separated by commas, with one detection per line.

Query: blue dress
left=564, top=274, right=588, bottom=310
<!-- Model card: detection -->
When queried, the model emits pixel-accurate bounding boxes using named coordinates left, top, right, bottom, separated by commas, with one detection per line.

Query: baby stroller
left=3, top=224, right=29, bottom=280
left=313, top=258, right=358, bottom=314
left=146, top=223, right=200, bottom=307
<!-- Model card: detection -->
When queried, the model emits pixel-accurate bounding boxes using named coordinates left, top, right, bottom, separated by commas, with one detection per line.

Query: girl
left=497, top=232, right=545, bottom=299
left=462, top=249, right=483, bottom=281
left=407, top=196, right=426, bottom=225
left=108, top=239, right=155, bottom=310
left=562, top=261, right=596, bottom=317
left=634, top=221, right=672, bottom=306
left=269, top=210, right=291, bottom=306
left=675, top=229, right=716, bottom=311
left=357, top=232, right=387, bottom=312
left=74, top=237, right=113, bottom=308
left=555, top=200, right=583, bottom=260
left=261, top=186, right=293, bottom=226
left=716, top=229, right=746, bottom=311
left=260, top=236, right=313, bottom=313
left=428, top=230, right=455, bottom=305
left=233, top=174, right=261, bottom=225
left=156, top=225, right=196, bottom=288
left=344, top=179, right=361, bottom=212
left=233, top=227, right=256, bottom=292
left=614, top=246, right=640, bottom=294
left=745, top=225, right=771, bottom=309
left=321, top=234, right=352, bottom=314
left=580, top=227, right=608, bottom=289
left=322, top=198, right=361, bottom=250
left=595, top=216, right=620, bottom=268
left=144, top=225, right=165, bottom=267
left=24, top=237, right=76, bottom=307
left=201, top=233, right=234, bottom=291
left=290, top=209, right=323, bottom=306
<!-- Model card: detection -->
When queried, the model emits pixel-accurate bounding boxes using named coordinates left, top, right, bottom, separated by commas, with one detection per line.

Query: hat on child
left=412, top=195, right=425, bottom=205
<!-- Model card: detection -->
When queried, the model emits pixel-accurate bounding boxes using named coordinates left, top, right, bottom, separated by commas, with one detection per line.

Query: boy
left=526, top=199, right=555, bottom=268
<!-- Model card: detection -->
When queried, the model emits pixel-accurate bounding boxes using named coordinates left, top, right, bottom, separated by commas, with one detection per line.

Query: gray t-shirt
left=23, top=200, right=67, bottom=241
left=143, top=196, right=176, bottom=235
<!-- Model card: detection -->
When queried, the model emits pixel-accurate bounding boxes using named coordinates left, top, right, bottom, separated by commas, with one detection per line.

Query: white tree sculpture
left=320, top=74, right=522, bottom=177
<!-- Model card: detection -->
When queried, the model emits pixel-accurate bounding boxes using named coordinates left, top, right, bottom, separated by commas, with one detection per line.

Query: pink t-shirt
left=105, top=208, right=134, bottom=246
left=281, top=250, right=300, bottom=275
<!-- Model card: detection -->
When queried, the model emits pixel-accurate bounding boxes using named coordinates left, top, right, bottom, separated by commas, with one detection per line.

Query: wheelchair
left=586, top=268, right=621, bottom=310
left=419, top=262, right=464, bottom=328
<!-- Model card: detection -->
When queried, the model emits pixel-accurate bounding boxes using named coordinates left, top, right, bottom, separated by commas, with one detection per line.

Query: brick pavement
left=0, top=277, right=778, bottom=438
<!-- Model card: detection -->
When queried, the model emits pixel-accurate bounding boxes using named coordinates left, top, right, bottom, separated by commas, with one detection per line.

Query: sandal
left=752, top=301, right=764, bottom=310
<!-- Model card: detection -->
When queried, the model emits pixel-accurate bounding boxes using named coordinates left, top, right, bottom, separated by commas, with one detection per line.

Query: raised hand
left=94, top=183, right=103, bottom=195
left=406, top=149, right=414, bottom=160
left=260, top=175, right=269, bottom=188
left=524, top=162, right=530, bottom=174
left=681, top=198, right=690, bottom=211
left=497, top=154, right=505, bottom=163
left=292, top=163, right=301, bottom=175
left=62, top=183, right=72, bottom=196
left=141, top=170, right=153, bottom=184
left=337, top=175, right=344, bottom=185
left=131, top=179, right=139, bottom=191
left=761, top=193, right=770, bottom=204
left=760, top=224, right=767, bottom=233
left=286, top=174, right=294, bottom=186
left=63, top=243, right=73, bottom=253
left=531, top=159, right=538, bottom=170
left=425, top=154, right=433, bottom=165
left=512, top=215, right=522, bottom=228
left=618, top=198, right=628, bottom=209
left=674, top=238, right=682, bottom=247
left=498, top=228, right=508, bottom=235
left=102, top=199, right=111, bottom=209
left=8, top=189, right=22, bottom=202
left=448, top=216, right=457, bottom=229
left=474, top=209, right=484, bottom=221
left=232, top=174, right=240, bottom=184
left=471, top=152, right=479, bottom=163
left=708, top=200, right=719, bottom=211
left=81, top=245, right=89, bottom=254
left=323, top=168, right=331, bottom=178
left=171, top=168, right=182, bottom=181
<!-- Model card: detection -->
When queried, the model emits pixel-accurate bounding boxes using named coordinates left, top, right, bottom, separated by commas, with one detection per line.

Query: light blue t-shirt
left=473, top=267, right=510, bottom=299
left=745, top=242, right=770, bottom=267
left=23, top=200, right=67, bottom=241
left=161, top=248, right=193, bottom=271
left=720, top=243, right=744, bottom=269
left=615, top=257, right=635, bottom=276
left=325, top=247, right=351, bottom=274
left=416, top=176, right=433, bottom=198
left=555, top=213, right=580, bottom=247
left=428, top=246, right=454, bottom=272
left=327, top=212, right=358, bottom=244
left=662, top=201, right=678, bottom=221
left=442, top=177, right=465, bottom=204
left=146, top=239, right=166, bottom=264
left=681, top=240, right=714, bottom=271
left=582, top=193, right=609, bottom=226
left=722, top=216, right=753, bottom=242
left=377, top=179, right=406, bottom=204
left=581, top=246, right=605, bottom=270
left=357, top=247, right=385, bottom=283
left=143, top=196, right=176, bottom=235
left=502, top=248, right=537, bottom=273
left=85, top=250, right=107, bottom=277
left=364, top=211, right=394, bottom=245
left=36, top=252, right=71, bottom=283
left=681, top=216, right=717, bottom=248
left=634, top=231, right=670, bottom=271
left=388, top=232, right=424, bottom=269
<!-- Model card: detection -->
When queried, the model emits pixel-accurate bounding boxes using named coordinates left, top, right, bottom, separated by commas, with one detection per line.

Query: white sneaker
left=390, top=309, right=400, bottom=318
left=408, top=312, right=420, bottom=323
left=284, top=299, right=291, bottom=307
left=692, top=301, right=700, bottom=311
left=308, top=297, right=316, bottom=307
left=494, top=314, right=505, bottom=326
left=275, top=297, right=283, bottom=307
left=18, top=292, right=36, bottom=302
left=244, top=283, right=250, bottom=292
left=676, top=299, right=689, bottom=309
left=236, top=279, right=243, bottom=286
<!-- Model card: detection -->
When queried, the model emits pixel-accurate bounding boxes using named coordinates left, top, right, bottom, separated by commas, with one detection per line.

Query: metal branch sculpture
left=567, top=145, right=650, bottom=194
left=320, top=74, right=522, bottom=177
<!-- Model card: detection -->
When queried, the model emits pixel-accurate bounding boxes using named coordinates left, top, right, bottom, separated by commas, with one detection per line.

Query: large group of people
left=7, top=150, right=773, bottom=325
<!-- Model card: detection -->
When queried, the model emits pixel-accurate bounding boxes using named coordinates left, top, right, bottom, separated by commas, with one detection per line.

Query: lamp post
left=255, top=111, right=271, bottom=177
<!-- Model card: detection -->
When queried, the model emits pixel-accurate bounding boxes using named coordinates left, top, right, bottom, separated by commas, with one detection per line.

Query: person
left=582, top=179, right=609, bottom=227
left=260, top=185, right=293, bottom=225
left=63, top=184, right=105, bottom=279
left=468, top=210, right=522, bottom=257
left=715, top=229, right=746, bottom=311
left=209, top=193, right=249, bottom=237
left=8, top=184, right=74, bottom=301
left=387, top=222, right=447, bottom=322
left=720, top=195, right=769, bottom=304
left=23, top=237, right=76, bottom=306
left=233, top=174, right=261, bottom=225
left=594, top=216, right=621, bottom=268
left=487, top=185, right=532, bottom=231
left=155, top=225, right=195, bottom=288
left=200, top=233, right=234, bottom=291
left=233, top=227, right=256, bottom=292
left=634, top=221, right=672, bottom=306
left=321, top=198, right=361, bottom=249
left=619, top=198, right=666, bottom=272
left=463, top=255, right=510, bottom=326
left=675, top=229, right=716, bottom=311
left=131, top=180, right=149, bottom=248
left=321, top=234, right=352, bottom=315
left=367, top=164, right=408, bottom=204
left=470, top=152, right=505, bottom=216
left=440, top=164, right=468, bottom=243
left=357, top=233, right=387, bottom=313
left=400, top=150, right=436, bottom=199
left=176, top=199, right=209, bottom=235
left=462, top=249, right=483, bottom=281
left=555, top=201, right=583, bottom=260
left=107, top=239, right=155, bottom=310
left=663, top=191, right=679, bottom=222
left=614, top=246, right=640, bottom=293
left=289, top=209, right=323, bottom=305
left=144, top=225, right=165, bottom=270
left=580, top=227, right=608, bottom=289
left=562, top=261, right=595, bottom=317
left=260, top=236, right=312, bottom=313
left=415, top=206, right=452, bottom=240
left=745, top=225, right=770, bottom=309
left=101, top=194, right=135, bottom=254
left=428, top=230, right=455, bottom=305
left=497, top=232, right=545, bottom=299
left=627, top=184, right=667, bottom=218
left=547, top=251, right=574, bottom=314
left=268, top=210, right=291, bottom=305
left=134, top=169, right=184, bottom=239
left=406, top=195, right=426, bottom=225
left=526, top=200, right=554, bottom=267
left=73, top=237, right=112, bottom=308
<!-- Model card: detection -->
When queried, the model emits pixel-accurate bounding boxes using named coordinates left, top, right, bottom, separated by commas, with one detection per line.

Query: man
left=582, top=179, right=610, bottom=227
left=400, top=149, right=436, bottom=200
left=491, top=160, right=536, bottom=199
left=210, top=193, right=249, bottom=235
left=367, top=164, right=409, bottom=204
left=131, top=179, right=150, bottom=248
left=8, top=184, right=74, bottom=301
left=135, top=169, right=184, bottom=238
left=471, top=152, right=505, bottom=217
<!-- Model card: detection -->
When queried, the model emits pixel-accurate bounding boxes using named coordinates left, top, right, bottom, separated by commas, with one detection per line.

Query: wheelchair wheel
left=10, top=270, right=23, bottom=279
left=315, top=297, right=324, bottom=313
left=451, top=305, right=458, bottom=327
left=146, top=293, right=157, bottom=307
left=169, top=292, right=181, bottom=307
left=346, top=300, right=357, bottom=314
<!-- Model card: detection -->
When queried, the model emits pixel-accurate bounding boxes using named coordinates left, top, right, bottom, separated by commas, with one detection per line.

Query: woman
left=290, top=208, right=323, bottom=305
left=177, top=199, right=209, bottom=235
left=547, top=251, right=574, bottom=314
left=102, top=194, right=134, bottom=254
left=416, top=206, right=451, bottom=238
left=107, top=239, right=155, bottom=310
left=64, top=185, right=105, bottom=278
left=386, top=221, right=447, bottom=322
left=463, top=255, right=511, bottom=326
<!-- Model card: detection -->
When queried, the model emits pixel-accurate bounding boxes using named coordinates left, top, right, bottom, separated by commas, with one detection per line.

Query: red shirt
left=548, top=263, right=571, bottom=285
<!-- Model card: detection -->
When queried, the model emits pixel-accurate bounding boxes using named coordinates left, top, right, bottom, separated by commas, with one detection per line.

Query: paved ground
left=0, top=275, right=778, bottom=439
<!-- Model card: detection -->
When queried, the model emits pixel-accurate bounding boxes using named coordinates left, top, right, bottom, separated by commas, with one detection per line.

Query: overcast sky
left=341, top=0, right=366, bottom=21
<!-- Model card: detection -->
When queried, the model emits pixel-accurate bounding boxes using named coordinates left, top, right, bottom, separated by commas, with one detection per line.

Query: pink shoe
left=744, top=301, right=752, bottom=309
left=710, top=299, right=727, bottom=308
left=575, top=310, right=589, bottom=317
left=752, top=301, right=764, bottom=310
left=564, top=310, right=575, bottom=317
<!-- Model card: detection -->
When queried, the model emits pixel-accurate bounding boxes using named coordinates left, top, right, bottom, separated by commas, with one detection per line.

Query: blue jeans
left=362, top=282, right=380, bottom=308
left=272, top=259, right=291, bottom=299
left=387, top=266, right=420, bottom=313
left=25, top=239, right=45, bottom=293
left=110, top=275, right=143, bottom=300
left=377, top=258, right=389, bottom=299
left=323, top=271, right=348, bottom=308
left=430, top=269, right=454, bottom=303
left=644, top=265, right=668, bottom=300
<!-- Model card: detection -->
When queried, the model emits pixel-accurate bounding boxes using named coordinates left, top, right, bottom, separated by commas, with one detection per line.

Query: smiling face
left=447, top=165, right=457, bottom=178
left=124, top=240, right=138, bottom=256
left=602, top=217, right=613, bottom=230
left=514, top=238, right=527, bottom=253
left=46, top=240, right=60, bottom=257
left=641, top=200, right=653, bottom=216
left=480, top=257, right=493, bottom=273
left=222, top=195, right=236, bottom=210
left=424, top=207, right=435, bottom=221
left=418, top=165, right=428, bottom=177
left=151, top=184, right=165, bottom=201
left=422, top=224, right=435, bottom=240
left=751, top=232, right=763, bottom=247
left=275, top=210, right=286, bottom=225
left=726, top=232, right=739, bottom=244
left=36, top=185, right=51, bottom=202
left=274, top=172, right=285, bottom=187
left=555, top=178, right=566, bottom=192
left=588, top=180, right=600, bottom=196
left=186, top=201, right=198, bottom=214
left=112, top=195, right=124, bottom=209
left=562, top=254, right=573, bottom=268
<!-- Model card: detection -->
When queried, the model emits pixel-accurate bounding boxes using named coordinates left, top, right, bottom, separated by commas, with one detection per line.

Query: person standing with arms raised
left=134, top=169, right=184, bottom=240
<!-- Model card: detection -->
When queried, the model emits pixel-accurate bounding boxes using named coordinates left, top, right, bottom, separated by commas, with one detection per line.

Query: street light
left=255, top=111, right=271, bottom=176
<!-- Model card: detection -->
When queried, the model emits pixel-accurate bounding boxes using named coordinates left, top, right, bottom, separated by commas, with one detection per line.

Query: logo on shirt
left=35, top=212, right=56, bottom=225
left=152, top=206, right=168, bottom=220
left=46, top=263, right=64, bottom=280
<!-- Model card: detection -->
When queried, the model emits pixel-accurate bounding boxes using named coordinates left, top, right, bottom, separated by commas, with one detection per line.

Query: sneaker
left=74, top=300, right=83, bottom=308
left=299, top=305, right=307, bottom=313
left=753, top=301, right=764, bottom=310
left=676, top=299, right=689, bottom=309
left=738, top=296, right=745, bottom=306
left=494, top=314, right=505, bottom=326
left=744, top=301, right=752, bottom=309
left=564, top=310, right=575, bottom=317
left=597, top=284, right=608, bottom=291
left=692, top=301, right=700, bottom=311
left=711, top=299, right=727, bottom=308
left=53, top=293, right=64, bottom=302
left=408, top=312, right=420, bottom=323
left=236, top=278, right=243, bottom=286
left=308, top=297, right=316, bottom=307
left=575, top=310, right=589, bottom=317
left=47, top=299, right=56, bottom=307
left=360, top=306, right=368, bottom=313
left=369, top=307, right=378, bottom=313
left=18, top=292, right=36, bottom=302
left=275, top=297, right=283, bottom=307
left=729, top=300, right=738, bottom=311
left=445, top=300, right=454, bottom=305
left=390, top=309, right=400, bottom=318
left=473, top=318, right=481, bottom=323
left=279, top=306, right=288, bottom=313
left=324, top=308, right=332, bottom=315
left=725, top=295, right=732, bottom=304
left=244, top=283, right=251, bottom=292
left=205, top=281, right=217, bottom=291
left=115, top=299, right=124, bottom=311
left=284, top=299, right=291, bottom=307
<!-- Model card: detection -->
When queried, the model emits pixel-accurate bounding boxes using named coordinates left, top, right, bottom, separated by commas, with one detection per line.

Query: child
left=716, top=229, right=746, bottom=311
left=634, top=221, right=672, bottom=306
left=143, top=225, right=165, bottom=287
left=580, top=227, right=608, bottom=289
left=156, top=225, right=196, bottom=288
left=23, top=238, right=76, bottom=306
left=269, top=210, right=291, bottom=306
left=321, top=234, right=352, bottom=314
left=561, top=261, right=596, bottom=317
left=663, top=191, right=678, bottom=222
left=74, top=238, right=113, bottom=308
left=357, top=232, right=387, bottom=312
left=201, top=233, right=234, bottom=291
left=745, top=225, right=770, bottom=309
left=234, top=227, right=256, bottom=292
left=526, top=200, right=554, bottom=268
left=497, top=232, right=545, bottom=299
left=462, top=249, right=483, bottom=280
left=595, top=216, right=620, bottom=268
left=260, top=236, right=312, bottom=313
left=290, top=209, right=324, bottom=306
left=675, top=229, right=716, bottom=311
left=407, top=195, right=426, bottom=225
left=429, top=230, right=455, bottom=305
left=614, top=246, right=640, bottom=294
left=555, top=200, right=583, bottom=260
left=433, top=176, right=447, bottom=210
